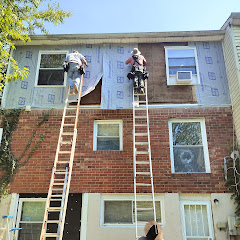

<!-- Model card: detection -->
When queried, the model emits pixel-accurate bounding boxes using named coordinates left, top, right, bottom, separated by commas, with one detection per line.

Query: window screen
left=170, top=121, right=208, bottom=173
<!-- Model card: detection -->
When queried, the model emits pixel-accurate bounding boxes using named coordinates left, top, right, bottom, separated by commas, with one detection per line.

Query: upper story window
left=164, top=46, right=200, bottom=85
left=15, top=198, right=45, bottom=240
left=180, top=201, right=214, bottom=240
left=93, top=120, right=123, bottom=151
left=35, top=51, right=68, bottom=87
left=168, top=119, right=210, bottom=173
left=101, top=195, right=162, bottom=226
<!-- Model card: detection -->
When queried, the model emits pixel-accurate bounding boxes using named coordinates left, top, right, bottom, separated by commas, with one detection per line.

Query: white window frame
left=0, top=128, right=3, bottom=145
left=100, top=194, right=163, bottom=227
left=93, top=120, right=123, bottom=151
left=180, top=201, right=214, bottom=240
left=164, top=46, right=200, bottom=85
left=35, top=50, right=69, bottom=87
left=168, top=118, right=210, bottom=173
left=15, top=198, right=46, bottom=240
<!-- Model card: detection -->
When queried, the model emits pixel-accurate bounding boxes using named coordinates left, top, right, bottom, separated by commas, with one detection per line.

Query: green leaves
left=0, top=0, right=71, bottom=88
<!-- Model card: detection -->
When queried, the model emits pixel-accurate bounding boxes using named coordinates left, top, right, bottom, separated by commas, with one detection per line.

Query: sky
left=43, top=0, right=240, bottom=35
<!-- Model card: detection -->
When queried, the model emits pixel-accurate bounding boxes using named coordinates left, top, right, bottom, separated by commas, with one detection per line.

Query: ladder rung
left=66, top=107, right=77, bottom=110
left=50, top=198, right=64, bottom=201
left=54, top=172, right=69, bottom=175
left=48, top=207, right=64, bottom=211
left=136, top=183, right=152, bottom=186
left=135, top=100, right=146, bottom=103
left=51, top=194, right=66, bottom=198
left=61, top=141, right=72, bottom=145
left=43, top=233, right=60, bottom=237
left=135, top=133, right=148, bottom=136
left=135, top=142, right=148, bottom=145
left=64, top=115, right=76, bottom=118
left=136, top=151, right=148, bottom=154
left=67, top=100, right=78, bottom=103
left=58, top=151, right=71, bottom=154
left=63, top=124, right=75, bottom=126
left=136, top=172, right=151, bottom=175
left=134, top=93, right=146, bottom=96
left=52, top=188, right=65, bottom=191
left=134, top=108, right=146, bottom=110
left=136, top=207, right=154, bottom=211
left=46, top=220, right=61, bottom=223
left=57, top=161, right=70, bottom=164
left=135, top=116, right=147, bottom=119
left=135, top=124, right=147, bottom=127
left=136, top=161, right=149, bottom=164
left=61, top=132, right=74, bottom=135
left=53, top=183, right=67, bottom=185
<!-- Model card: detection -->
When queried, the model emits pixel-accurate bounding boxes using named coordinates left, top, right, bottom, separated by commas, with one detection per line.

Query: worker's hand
left=85, top=62, right=88, bottom=67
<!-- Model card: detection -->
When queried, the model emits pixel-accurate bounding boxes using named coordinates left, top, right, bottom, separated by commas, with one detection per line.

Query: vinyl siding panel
left=223, top=27, right=240, bottom=141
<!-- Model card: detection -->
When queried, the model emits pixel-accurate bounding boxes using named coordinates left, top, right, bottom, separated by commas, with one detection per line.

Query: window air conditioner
left=176, top=71, right=192, bottom=84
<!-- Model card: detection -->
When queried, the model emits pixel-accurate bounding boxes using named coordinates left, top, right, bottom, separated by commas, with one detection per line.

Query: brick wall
left=9, top=107, right=233, bottom=194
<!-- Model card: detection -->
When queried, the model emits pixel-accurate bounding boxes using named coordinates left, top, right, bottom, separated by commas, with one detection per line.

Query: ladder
left=133, top=81, right=156, bottom=239
left=0, top=215, right=22, bottom=240
left=40, top=73, right=84, bottom=240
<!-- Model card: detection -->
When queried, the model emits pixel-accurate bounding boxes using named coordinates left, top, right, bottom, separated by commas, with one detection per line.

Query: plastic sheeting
left=2, top=44, right=135, bottom=109
left=191, top=41, right=231, bottom=106
left=101, top=44, right=135, bottom=109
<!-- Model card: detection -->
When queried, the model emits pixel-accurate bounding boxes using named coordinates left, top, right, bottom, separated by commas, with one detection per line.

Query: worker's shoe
left=70, top=89, right=75, bottom=95
left=74, top=84, right=78, bottom=95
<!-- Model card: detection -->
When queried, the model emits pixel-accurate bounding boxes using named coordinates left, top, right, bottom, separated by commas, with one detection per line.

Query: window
left=35, top=51, right=68, bottom=87
left=101, top=195, right=162, bottom=226
left=15, top=198, right=45, bottom=240
left=93, top=120, right=123, bottom=150
left=168, top=119, right=210, bottom=173
left=164, top=46, right=200, bottom=85
left=181, top=201, right=214, bottom=240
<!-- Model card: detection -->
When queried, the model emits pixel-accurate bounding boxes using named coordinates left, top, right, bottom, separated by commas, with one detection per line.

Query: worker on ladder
left=125, top=48, right=149, bottom=94
left=65, top=50, right=88, bottom=95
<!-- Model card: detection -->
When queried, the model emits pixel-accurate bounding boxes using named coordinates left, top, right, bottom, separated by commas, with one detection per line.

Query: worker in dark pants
left=125, top=48, right=148, bottom=94
left=137, top=220, right=163, bottom=240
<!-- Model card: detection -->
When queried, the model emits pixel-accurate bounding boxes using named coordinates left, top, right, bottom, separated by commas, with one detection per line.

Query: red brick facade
left=9, top=106, right=233, bottom=194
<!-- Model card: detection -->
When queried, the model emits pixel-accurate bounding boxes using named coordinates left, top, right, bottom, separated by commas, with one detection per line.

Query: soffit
left=13, top=30, right=225, bottom=46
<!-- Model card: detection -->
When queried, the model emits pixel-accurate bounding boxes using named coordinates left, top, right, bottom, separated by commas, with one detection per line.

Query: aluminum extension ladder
left=132, top=81, right=156, bottom=239
left=40, top=73, right=84, bottom=240
left=0, top=215, right=21, bottom=240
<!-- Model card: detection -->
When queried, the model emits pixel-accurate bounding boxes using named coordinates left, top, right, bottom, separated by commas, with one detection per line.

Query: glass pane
left=97, top=124, right=119, bottom=136
left=168, top=49, right=195, bottom=58
left=38, top=69, right=64, bottom=85
left=104, top=201, right=132, bottom=224
left=173, top=146, right=205, bottom=173
left=97, top=137, right=120, bottom=150
left=40, top=54, right=66, bottom=68
left=184, top=205, right=209, bottom=238
left=21, top=202, right=45, bottom=221
left=19, top=223, right=42, bottom=240
left=172, top=122, right=202, bottom=146
left=169, top=66, right=197, bottom=75
left=133, top=201, right=161, bottom=223
left=168, top=57, right=196, bottom=67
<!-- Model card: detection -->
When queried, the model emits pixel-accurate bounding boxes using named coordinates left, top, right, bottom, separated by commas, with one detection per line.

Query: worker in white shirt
left=66, top=50, right=88, bottom=94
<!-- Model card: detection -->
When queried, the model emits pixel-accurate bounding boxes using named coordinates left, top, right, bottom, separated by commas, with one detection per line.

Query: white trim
left=164, top=46, right=200, bottom=86
left=15, top=198, right=46, bottom=240
left=34, top=50, right=69, bottom=87
left=168, top=118, right=210, bottom=173
left=100, top=194, right=163, bottom=227
left=93, top=120, right=123, bottom=151
left=180, top=200, right=214, bottom=240
left=0, top=128, right=3, bottom=145
left=80, top=193, right=88, bottom=240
